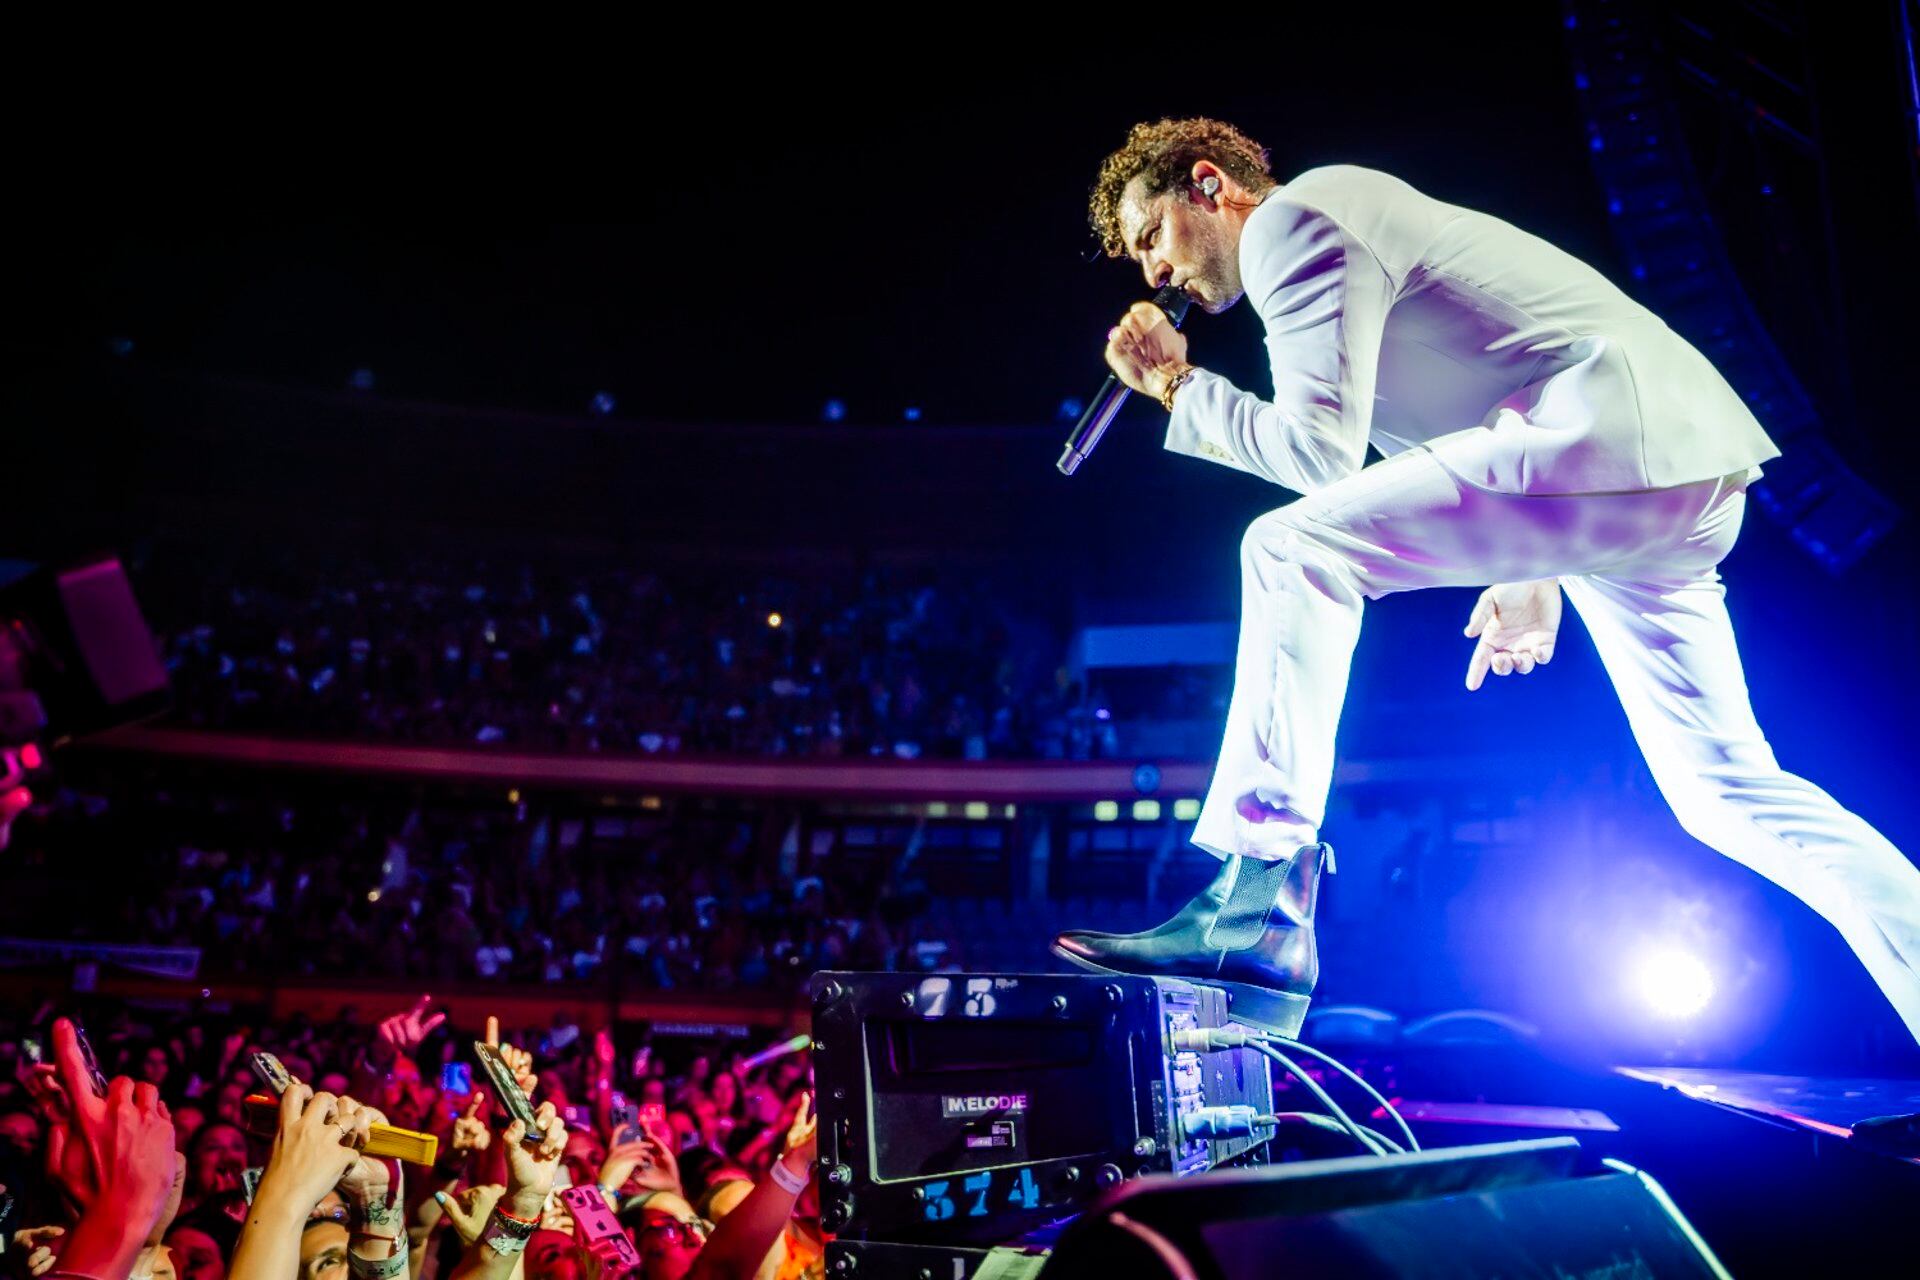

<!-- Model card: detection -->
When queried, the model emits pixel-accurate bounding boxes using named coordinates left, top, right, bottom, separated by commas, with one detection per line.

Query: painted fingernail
left=434, top=1191, right=449, bottom=1205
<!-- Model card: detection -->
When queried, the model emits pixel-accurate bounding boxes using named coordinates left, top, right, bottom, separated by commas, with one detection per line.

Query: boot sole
left=1050, top=943, right=1313, bottom=1038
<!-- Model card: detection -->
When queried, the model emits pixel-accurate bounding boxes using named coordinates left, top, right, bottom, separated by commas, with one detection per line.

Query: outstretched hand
left=1464, top=579, right=1562, bottom=691
left=627, top=1124, right=682, bottom=1197
left=255, top=1084, right=362, bottom=1213
left=433, top=1184, right=504, bottom=1247
left=42, top=1020, right=176, bottom=1226
left=14, top=1225, right=65, bottom=1276
left=782, top=1091, right=816, bottom=1164
left=502, top=1102, right=567, bottom=1218
left=594, top=1137, right=651, bottom=1197
left=483, top=1017, right=538, bottom=1096
left=372, top=995, right=446, bottom=1066
left=451, top=1090, right=491, bottom=1155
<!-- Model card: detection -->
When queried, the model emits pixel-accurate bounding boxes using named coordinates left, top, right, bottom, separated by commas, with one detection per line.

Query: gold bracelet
left=1158, top=364, right=1197, bottom=413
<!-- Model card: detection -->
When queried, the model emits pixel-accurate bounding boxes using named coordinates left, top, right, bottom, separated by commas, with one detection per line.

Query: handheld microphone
left=1056, top=284, right=1192, bottom=475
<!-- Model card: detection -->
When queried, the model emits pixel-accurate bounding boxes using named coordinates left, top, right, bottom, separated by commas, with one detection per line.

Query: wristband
left=348, top=1249, right=409, bottom=1280
left=481, top=1209, right=536, bottom=1257
left=768, top=1159, right=811, bottom=1195
left=493, top=1206, right=539, bottom=1226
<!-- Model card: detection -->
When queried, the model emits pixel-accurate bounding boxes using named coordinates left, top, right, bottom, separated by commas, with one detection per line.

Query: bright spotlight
left=1634, top=947, right=1714, bottom=1020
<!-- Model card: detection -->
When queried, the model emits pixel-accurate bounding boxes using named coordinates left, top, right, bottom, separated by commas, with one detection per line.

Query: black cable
left=1253, top=1042, right=1385, bottom=1157
left=1259, top=1034, right=1420, bottom=1154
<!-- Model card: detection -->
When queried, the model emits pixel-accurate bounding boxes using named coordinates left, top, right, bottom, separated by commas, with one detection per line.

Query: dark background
left=6, top=2, right=1920, bottom=1066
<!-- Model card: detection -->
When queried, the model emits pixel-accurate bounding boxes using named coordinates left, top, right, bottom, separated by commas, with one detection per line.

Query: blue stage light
left=348, top=368, right=376, bottom=391
left=1058, top=398, right=1084, bottom=421
left=823, top=399, right=847, bottom=422
left=591, top=392, right=616, bottom=415
left=1634, top=947, right=1715, bottom=1019
left=903, top=406, right=922, bottom=422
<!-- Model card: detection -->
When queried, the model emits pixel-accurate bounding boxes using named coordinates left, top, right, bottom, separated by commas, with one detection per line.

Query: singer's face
left=1119, top=179, right=1243, bottom=316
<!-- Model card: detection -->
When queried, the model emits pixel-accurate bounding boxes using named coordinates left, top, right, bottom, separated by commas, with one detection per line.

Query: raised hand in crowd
left=482, top=1018, right=537, bottom=1098
left=335, top=1095, right=409, bottom=1280
left=451, top=1091, right=491, bottom=1158
left=446, top=1101, right=566, bottom=1280
left=414, top=1085, right=494, bottom=1270
left=226, top=1084, right=367, bottom=1280
left=629, top=1125, right=684, bottom=1199
left=592, top=1131, right=661, bottom=1203
left=429, top=1184, right=504, bottom=1248
left=13, top=1225, right=65, bottom=1277
left=41, top=1018, right=178, bottom=1280
left=684, top=1092, right=816, bottom=1280
left=372, top=996, right=448, bottom=1069
left=0, top=1004, right=823, bottom=1280
left=782, top=1092, right=816, bottom=1166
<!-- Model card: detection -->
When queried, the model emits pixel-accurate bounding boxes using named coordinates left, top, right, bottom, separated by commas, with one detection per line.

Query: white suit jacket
left=1166, top=164, right=1781, bottom=495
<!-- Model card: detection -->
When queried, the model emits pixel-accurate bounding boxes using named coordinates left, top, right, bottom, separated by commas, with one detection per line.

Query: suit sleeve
left=1163, top=195, right=1389, bottom=493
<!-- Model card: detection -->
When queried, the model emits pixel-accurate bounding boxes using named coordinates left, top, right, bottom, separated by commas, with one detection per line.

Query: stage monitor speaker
left=811, top=971, right=1272, bottom=1246
left=1038, top=1137, right=1731, bottom=1279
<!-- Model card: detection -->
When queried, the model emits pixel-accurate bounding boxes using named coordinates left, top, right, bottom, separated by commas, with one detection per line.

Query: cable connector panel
left=1181, top=1105, right=1262, bottom=1140
left=1168, top=1026, right=1255, bottom=1053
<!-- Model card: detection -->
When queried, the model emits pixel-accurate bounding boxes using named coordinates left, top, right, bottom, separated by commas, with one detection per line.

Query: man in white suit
left=1053, top=117, right=1920, bottom=1052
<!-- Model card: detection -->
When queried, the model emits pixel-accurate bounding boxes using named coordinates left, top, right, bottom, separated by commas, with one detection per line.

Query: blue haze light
left=1058, top=398, right=1084, bottom=421
left=1633, top=948, right=1715, bottom=1020
left=904, top=406, right=922, bottom=422
left=348, top=368, right=376, bottom=391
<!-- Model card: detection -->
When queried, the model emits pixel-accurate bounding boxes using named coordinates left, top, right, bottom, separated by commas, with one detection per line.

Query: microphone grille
left=1152, top=284, right=1192, bottom=327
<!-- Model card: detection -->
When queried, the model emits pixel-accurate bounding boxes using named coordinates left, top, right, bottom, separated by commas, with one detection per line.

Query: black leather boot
left=1051, top=842, right=1330, bottom=1037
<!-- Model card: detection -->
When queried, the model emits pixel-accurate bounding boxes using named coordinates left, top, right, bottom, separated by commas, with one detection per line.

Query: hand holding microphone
left=1104, top=301, right=1191, bottom=398
left=1058, top=284, right=1193, bottom=475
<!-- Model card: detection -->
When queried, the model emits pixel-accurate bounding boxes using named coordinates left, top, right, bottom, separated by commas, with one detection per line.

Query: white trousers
left=1192, top=424, right=1920, bottom=1043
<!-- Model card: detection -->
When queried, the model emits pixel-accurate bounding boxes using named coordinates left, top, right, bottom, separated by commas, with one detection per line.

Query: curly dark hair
left=1089, top=117, right=1277, bottom=258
